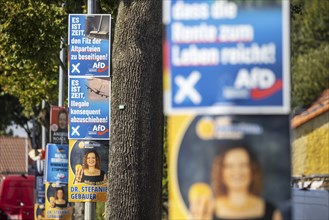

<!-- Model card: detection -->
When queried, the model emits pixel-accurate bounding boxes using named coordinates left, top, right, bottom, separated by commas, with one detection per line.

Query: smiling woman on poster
left=74, top=150, right=107, bottom=184
left=189, top=142, right=283, bottom=220
left=50, top=188, right=68, bottom=209
left=212, top=143, right=282, bottom=220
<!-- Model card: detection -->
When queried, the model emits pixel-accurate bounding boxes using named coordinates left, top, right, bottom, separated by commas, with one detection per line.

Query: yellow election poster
left=34, top=204, right=45, bottom=220
left=168, top=115, right=292, bottom=220
left=45, top=183, right=73, bottom=220
left=68, top=140, right=109, bottom=202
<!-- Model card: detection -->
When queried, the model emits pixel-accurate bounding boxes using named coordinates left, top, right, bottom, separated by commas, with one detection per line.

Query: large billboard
left=163, top=0, right=290, bottom=114
left=168, top=115, right=291, bottom=219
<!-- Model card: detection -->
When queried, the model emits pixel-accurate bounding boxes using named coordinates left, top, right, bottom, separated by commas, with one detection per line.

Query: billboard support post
left=68, top=0, right=110, bottom=217
left=85, top=1, right=96, bottom=220
left=58, top=38, right=65, bottom=107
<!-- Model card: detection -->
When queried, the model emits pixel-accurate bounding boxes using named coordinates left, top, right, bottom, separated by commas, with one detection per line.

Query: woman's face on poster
left=58, top=112, right=67, bottom=129
left=87, top=152, right=97, bottom=167
left=57, top=189, right=64, bottom=199
left=222, top=148, right=251, bottom=192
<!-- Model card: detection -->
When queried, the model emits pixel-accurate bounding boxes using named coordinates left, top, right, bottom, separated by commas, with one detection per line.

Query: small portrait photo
left=70, top=140, right=109, bottom=185
left=47, top=184, right=69, bottom=209
left=175, top=115, right=291, bottom=220
left=58, top=109, right=68, bottom=132
left=50, top=106, right=68, bottom=144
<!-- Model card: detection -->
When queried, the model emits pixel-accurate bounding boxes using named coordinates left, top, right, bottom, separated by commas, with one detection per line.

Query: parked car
left=0, top=175, right=35, bottom=220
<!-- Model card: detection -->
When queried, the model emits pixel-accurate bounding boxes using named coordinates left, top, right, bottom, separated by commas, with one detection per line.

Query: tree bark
left=107, top=0, right=163, bottom=219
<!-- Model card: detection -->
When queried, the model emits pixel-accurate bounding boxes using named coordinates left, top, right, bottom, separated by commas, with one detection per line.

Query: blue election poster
left=163, top=0, right=290, bottom=114
left=68, top=77, right=110, bottom=139
left=69, top=14, right=111, bottom=77
left=36, top=176, right=45, bottom=204
left=46, top=144, right=69, bottom=183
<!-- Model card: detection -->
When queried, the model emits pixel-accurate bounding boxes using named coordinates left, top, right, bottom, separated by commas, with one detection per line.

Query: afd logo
left=92, top=125, right=109, bottom=136
left=56, top=173, right=66, bottom=180
left=234, top=67, right=282, bottom=99
left=93, top=62, right=108, bottom=73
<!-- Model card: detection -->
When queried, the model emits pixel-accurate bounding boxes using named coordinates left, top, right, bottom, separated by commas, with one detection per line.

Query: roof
left=0, top=136, right=31, bottom=179
left=292, top=89, right=329, bottom=128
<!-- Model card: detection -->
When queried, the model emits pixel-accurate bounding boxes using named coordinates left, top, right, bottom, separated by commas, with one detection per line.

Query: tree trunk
left=107, top=0, right=163, bottom=219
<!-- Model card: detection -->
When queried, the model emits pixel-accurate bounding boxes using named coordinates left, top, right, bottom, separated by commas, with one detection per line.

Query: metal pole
left=85, top=202, right=96, bottom=220
left=25, top=138, right=28, bottom=173
left=88, top=0, right=95, bottom=14
left=85, top=1, right=96, bottom=220
left=32, top=117, right=36, bottom=149
left=42, top=100, right=46, bottom=150
left=58, top=38, right=65, bottom=107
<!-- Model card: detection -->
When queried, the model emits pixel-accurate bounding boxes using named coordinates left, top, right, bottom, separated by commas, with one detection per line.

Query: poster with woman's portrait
left=34, top=204, right=45, bottom=220
left=68, top=140, right=109, bottom=202
left=50, top=106, right=68, bottom=144
left=45, top=183, right=73, bottom=220
left=168, top=115, right=291, bottom=220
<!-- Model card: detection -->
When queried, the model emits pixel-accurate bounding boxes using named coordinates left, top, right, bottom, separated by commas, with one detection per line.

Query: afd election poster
left=168, top=115, right=291, bottom=220
left=68, top=77, right=110, bottom=139
left=50, top=106, right=68, bottom=144
left=45, top=183, right=73, bottom=220
left=68, top=14, right=111, bottom=77
left=163, top=0, right=290, bottom=114
left=68, top=140, right=109, bottom=202
left=46, top=144, right=69, bottom=183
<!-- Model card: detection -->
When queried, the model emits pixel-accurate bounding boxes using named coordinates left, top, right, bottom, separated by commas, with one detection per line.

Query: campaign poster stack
left=68, top=14, right=111, bottom=203
left=163, top=1, right=291, bottom=219
left=43, top=107, right=73, bottom=219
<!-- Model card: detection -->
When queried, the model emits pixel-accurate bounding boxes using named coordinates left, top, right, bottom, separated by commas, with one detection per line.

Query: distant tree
left=0, top=0, right=84, bottom=147
left=291, top=0, right=329, bottom=108
left=0, top=1, right=67, bottom=113
left=0, top=0, right=118, bottom=136
left=0, top=88, right=29, bottom=136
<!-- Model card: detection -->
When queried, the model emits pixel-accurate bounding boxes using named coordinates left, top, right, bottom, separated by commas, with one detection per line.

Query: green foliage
left=96, top=202, right=105, bottom=220
left=292, top=45, right=329, bottom=107
left=291, top=0, right=329, bottom=107
left=0, top=0, right=66, bottom=115
left=291, top=0, right=329, bottom=56
left=0, top=0, right=85, bottom=146
left=0, top=0, right=117, bottom=117
left=99, top=0, right=118, bottom=42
